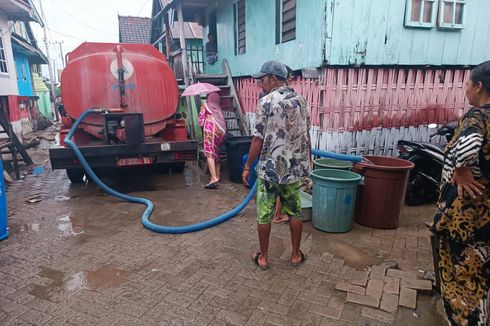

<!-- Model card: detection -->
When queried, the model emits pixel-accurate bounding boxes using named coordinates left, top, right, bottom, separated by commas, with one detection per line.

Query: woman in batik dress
left=198, top=92, right=226, bottom=189
left=432, top=60, right=490, bottom=326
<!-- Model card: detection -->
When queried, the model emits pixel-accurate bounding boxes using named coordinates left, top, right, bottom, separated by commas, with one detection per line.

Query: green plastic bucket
left=314, top=158, right=353, bottom=171
left=311, top=169, right=362, bottom=233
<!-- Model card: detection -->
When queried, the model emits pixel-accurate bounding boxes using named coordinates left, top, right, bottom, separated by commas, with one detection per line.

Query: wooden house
left=0, top=0, right=47, bottom=141
left=152, top=0, right=490, bottom=154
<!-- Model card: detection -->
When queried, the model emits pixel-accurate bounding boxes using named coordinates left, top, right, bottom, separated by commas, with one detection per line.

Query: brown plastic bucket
left=353, top=156, right=414, bottom=229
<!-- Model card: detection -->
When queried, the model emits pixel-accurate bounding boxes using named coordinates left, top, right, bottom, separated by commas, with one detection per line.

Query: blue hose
left=65, top=109, right=363, bottom=234
left=311, top=149, right=364, bottom=163
left=64, top=109, right=257, bottom=234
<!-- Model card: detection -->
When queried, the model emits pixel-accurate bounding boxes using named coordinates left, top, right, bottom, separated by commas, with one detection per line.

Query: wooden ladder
left=0, top=107, right=33, bottom=180
left=194, top=59, right=249, bottom=137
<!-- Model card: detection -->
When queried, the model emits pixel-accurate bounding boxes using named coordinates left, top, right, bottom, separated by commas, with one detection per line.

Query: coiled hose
left=65, top=109, right=257, bottom=234
left=65, top=109, right=363, bottom=234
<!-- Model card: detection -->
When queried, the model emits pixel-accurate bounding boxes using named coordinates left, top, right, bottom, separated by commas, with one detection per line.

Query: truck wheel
left=66, top=168, right=85, bottom=183
left=168, top=162, right=185, bottom=173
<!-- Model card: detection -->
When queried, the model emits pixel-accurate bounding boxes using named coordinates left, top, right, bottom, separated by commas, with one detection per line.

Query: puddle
left=29, top=266, right=129, bottom=300
left=310, top=234, right=380, bottom=268
left=57, top=215, right=84, bottom=237
left=65, top=271, right=87, bottom=291
left=29, top=267, right=65, bottom=301
left=183, top=165, right=194, bottom=187
left=53, top=195, right=71, bottom=202
left=85, top=266, right=129, bottom=289
left=14, top=223, right=41, bottom=233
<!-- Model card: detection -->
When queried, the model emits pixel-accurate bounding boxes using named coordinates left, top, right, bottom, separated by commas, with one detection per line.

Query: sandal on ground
left=252, top=252, right=269, bottom=270
left=204, top=182, right=219, bottom=189
left=290, top=250, right=306, bottom=268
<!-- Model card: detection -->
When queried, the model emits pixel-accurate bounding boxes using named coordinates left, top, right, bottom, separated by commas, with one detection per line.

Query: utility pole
left=49, top=41, right=65, bottom=67
left=39, top=1, right=60, bottom=121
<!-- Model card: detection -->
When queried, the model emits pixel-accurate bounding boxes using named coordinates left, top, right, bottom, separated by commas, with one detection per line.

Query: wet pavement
left=0, top=126, right=447, bottom=325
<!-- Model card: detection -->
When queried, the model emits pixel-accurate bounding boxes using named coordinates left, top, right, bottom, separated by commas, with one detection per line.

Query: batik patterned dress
left=198, top=95, right=226, bottom=161
left=433, top=105, right=490, bottom=326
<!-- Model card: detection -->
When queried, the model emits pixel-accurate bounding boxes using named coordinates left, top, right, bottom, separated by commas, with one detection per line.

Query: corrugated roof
left=32, top=73, right=49, bottom=92
left=118, top=15, right=151, bottom=43
left=169, top=22, right=202, bottom=40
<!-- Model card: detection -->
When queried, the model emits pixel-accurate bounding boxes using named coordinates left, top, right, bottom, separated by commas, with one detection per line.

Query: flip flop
left=290, top=250, right=306, bottom=268
left=252, top=252, right=269, bottom=270
left=204, top=182, right=218, bottom=189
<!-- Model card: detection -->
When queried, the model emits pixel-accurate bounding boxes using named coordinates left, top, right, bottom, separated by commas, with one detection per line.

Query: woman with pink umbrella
left=182, top=83, right=225, bottom=189
left=198, top=92, right=226, bottom=189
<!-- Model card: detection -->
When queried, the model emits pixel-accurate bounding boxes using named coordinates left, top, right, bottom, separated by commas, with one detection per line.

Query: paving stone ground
left=0, top=127, right=448, bottom=325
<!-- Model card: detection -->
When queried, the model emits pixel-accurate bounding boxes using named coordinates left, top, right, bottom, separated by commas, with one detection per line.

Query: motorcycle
left=396, top=121, right=457, bottom=206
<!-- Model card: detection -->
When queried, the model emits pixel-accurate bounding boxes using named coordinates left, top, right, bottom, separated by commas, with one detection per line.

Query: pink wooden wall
left=235, top=67, right=471, bottom=132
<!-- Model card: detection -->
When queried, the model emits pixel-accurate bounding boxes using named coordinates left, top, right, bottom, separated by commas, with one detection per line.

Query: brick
left=369, top=265, right=386, bottom=280
left=327, top=258, right=345, bottom=275
left=365, top=279, right=383, bottom=299
left=386, top=269, right=418, bottom=280
left=298, top=292, right=330, bottom=306
left=399, top=287, right=417, bottom=309
left=346, top=293, right=380, bottom=308
left=245, top=309, right=268, bottom=326
left=286, top=299, right=310, bottom=321
left=339, top=265, right=354, bottom=281
left=350, top=270, right=369, bottom=286
left=309, top=303, right=343, bottom=320
left=266, top=312, right=301, bottom=326
left=18, top=308, right=53, bottom=325
left=400, top=278, right=433, bottom=291
left=334, top=282, right=365, bottom=295
left=258, top=300, right=289, bottom=315
left=380, top=292, right=398, bottom=313
left=383, top=276, right=400, bottom=295
left=216, top=309, right=248, bottom=325
left=360, top=307, right=396, bottom=324
left=278, top=288, right=300, bottom=306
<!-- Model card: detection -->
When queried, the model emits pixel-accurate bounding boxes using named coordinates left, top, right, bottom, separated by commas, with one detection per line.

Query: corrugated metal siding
left=327, top=0, right=490, bottom=66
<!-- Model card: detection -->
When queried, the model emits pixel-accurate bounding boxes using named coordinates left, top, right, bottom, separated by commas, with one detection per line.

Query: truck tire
left=169, top=162, right=185, bottom=173
left=66, top=168, right=85, bottom=183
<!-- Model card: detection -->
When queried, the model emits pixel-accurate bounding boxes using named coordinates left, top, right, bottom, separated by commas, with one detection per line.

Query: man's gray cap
left=251, top=60, right=288, bottom=79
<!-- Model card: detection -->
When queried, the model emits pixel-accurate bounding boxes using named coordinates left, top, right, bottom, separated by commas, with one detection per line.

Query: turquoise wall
left=327, top=0, right=490, bottom=65
left=205, top=0, right=327, bottom=76
left=36, top=91, right=53, bottom=119
left=13, top=52, right=33, bottom=96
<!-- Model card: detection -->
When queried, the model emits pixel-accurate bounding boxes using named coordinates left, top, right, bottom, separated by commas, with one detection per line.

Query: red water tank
left=61, top=42, right=179, bottom=138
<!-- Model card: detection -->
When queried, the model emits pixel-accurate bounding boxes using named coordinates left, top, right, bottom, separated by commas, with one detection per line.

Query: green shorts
left=256, top=178, right=302, bottom=224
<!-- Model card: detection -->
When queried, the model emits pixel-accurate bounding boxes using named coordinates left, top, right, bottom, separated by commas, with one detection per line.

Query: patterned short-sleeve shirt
left=253, top=86, right=311, bottom=184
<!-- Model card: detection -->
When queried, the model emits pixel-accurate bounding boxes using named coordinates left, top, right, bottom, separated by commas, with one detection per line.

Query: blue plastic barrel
left=0, top=160, right=8, bottom=241
left=311, top=169, right=362, bottom=233
left=241, top=154, right=258, bottom=189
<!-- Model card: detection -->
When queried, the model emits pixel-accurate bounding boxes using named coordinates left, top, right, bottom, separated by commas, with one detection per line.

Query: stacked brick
left=334, top=264, right=433, bottom=313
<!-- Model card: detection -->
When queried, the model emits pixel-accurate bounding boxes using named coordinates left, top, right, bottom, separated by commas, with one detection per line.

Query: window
left=0, top=36, right=8, bottom=74
left=439, top=0, right=466, bottom=29
left=276, top=0, right=296, bottom=44
left=233, top=0, right=246, bottom=55
left=404, top=0, right=437, bottom=28
left=21, top=64, right=26, bottom=81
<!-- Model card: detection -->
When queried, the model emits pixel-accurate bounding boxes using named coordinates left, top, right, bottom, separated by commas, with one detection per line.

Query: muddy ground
left=0, top=125, right=447, bottom=325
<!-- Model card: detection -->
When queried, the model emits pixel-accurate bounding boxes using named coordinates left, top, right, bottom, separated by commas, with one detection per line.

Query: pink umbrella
left=181, top=82, right=221, bottom=96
